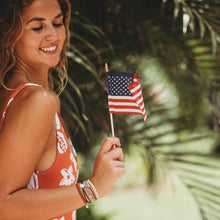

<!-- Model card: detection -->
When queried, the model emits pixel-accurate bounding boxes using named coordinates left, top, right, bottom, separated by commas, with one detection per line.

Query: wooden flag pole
left=105, top=63, right=115, bottom=138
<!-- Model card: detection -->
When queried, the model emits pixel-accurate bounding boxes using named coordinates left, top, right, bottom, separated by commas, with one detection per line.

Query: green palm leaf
left=62, top=0, right=220, bottom=219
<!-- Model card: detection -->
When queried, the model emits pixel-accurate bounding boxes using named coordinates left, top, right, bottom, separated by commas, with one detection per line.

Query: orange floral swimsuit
left=1, top=83, right=79, bottom=220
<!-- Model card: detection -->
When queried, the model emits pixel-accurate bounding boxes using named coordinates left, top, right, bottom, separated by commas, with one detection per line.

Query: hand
left=90, top=137, right=125, bottom=198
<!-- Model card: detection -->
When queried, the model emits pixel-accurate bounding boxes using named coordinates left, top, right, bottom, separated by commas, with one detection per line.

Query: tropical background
left=56, top=0, right=220, bottom=219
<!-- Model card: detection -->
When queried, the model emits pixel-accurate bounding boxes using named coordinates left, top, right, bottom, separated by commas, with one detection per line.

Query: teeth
left=40, top=46, right=57, bottom=52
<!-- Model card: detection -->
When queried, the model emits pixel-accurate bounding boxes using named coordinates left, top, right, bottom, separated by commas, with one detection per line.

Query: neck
left=13, top=64, right=50, bottom=89
left=28, top=68, right=49, bottom=88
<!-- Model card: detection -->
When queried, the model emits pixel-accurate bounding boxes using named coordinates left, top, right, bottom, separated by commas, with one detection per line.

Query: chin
left=43, top=60, right=60, bottom=68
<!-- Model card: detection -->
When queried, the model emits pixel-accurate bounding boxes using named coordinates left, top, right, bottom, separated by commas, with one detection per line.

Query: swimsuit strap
left=1, top=83, right=42, bottom=125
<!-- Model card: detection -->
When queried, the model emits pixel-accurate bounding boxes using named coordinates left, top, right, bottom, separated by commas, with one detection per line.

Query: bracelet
left=88, top=179, right=99, bottom=200
left=76, top=180, right=99, bottom=208
left=76, top=183, right=87, bottom=205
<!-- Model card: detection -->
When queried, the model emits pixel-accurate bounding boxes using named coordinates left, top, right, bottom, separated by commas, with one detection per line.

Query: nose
left=45, top=25, right=58, bottom=41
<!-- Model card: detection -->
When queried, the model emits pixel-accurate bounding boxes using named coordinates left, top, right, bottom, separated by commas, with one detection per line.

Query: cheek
left=14, top=38, right=27, bottom=58
left=15, top=33, right=39, bottom=53
left=59, top=26, right=67, bottom=47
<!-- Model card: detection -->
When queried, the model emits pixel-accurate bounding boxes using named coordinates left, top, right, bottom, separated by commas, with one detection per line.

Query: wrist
left=76, top=179, right=99, bottom=208
left=87, top=179, right=99, bottom=200
left=89, top=176, right=102, bottom=198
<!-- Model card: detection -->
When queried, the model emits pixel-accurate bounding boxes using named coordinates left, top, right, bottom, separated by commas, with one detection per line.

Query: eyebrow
left=26, top=13, right=63, bottom=25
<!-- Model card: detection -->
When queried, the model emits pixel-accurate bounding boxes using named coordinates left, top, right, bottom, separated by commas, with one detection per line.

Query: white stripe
left=110, top=108, right=147, bottom=122
left=108, top=102, right=139, bottom=107
left=24, top=83, right=42, bottom=87
left=108, top=95, right=134, bottom=100
left=109, top=108, right=143, bottom=114
left=137, top=97, right=143, bottom=105
left=140, top=103, right=144, bottom=110
left=139, top=107, right=145, bottom=114
left=108, top=93, right=147, bottom=122
left=133, top=90, right=142, bottom=99
left=7, top=98, right=14, bottom=107
left=130, top=84, right=140, bottom=93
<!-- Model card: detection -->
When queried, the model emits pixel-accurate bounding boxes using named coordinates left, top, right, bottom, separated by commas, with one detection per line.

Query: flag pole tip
left=105, top=63, right=109, bottom=72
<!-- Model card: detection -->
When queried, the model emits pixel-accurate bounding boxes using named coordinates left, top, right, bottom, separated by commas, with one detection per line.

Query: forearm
left=0, top=185, right=86, bottom=220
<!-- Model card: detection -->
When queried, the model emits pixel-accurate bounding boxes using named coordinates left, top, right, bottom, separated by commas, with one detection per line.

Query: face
left=14, top=0, right=66, bottom=71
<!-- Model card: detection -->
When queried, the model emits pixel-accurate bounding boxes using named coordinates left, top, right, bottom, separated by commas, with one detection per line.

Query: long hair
left=0, top=0, right=71, bottom=94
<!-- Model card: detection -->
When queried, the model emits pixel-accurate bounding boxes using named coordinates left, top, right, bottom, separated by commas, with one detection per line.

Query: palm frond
left=60, top=1, right=220, bottom=219
left=170, top=0, right=220, bottom=54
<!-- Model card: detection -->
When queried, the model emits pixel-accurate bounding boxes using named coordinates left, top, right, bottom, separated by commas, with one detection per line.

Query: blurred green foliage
left=57, top=0, right=220, bottom=219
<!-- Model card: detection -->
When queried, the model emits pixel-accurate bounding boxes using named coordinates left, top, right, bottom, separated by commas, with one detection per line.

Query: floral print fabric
left=1, top=84, right=79, bottom=220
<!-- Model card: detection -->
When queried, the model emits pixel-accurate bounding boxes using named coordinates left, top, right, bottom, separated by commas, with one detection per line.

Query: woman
left=0, top=0, right=125, bottom=219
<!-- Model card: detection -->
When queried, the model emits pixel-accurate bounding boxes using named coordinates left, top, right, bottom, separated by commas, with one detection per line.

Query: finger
left=107, top=147, right=123, bottom=161
left=115, top=166, right=125, bottom=178
left=100, top=137, right=121, bottom=153
left=114, top=160, right=125, bottom=168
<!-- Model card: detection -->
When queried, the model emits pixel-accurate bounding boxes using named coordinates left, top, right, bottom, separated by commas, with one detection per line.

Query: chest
left=28, top=113, right=79, bottom=189
left=35, top=124, right=57, bottom=172
left=36, top=113, right=78, bottom=173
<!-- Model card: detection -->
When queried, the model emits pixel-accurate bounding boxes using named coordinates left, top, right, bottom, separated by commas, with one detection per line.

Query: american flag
left=106, top=72, right=147, bottom=123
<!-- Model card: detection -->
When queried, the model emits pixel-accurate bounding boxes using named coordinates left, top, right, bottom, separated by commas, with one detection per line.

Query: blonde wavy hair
left=0, top=0, right=71, bottom=94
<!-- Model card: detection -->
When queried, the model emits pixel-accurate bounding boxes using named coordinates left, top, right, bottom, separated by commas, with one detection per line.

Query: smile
left=39, top=46, right=57, bottom=52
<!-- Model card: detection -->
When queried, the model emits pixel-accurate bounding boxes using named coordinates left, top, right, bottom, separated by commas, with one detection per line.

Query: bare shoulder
left=3, top=86, right=58, bottom=126
left=23, top=86, right=58, bottom=110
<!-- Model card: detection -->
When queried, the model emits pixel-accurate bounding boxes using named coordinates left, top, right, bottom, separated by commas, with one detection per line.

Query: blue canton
left=106, top=72, right=134, bottom=96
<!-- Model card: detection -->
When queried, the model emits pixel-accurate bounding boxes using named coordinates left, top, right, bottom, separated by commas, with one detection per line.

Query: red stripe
left=133, top=94, right=143, bottom=103
left=131, top=87, right=141, bottom=96
left=128, top=77, right=140, bottom=91
left=109, top=105, right=141, bottom=110
left=108, top=98, right=136, bottom=103
left=138, top=103, right=145, bottom=110
left=109, top=111, right=144, bottom=117
left=137, top=99, right=144, bottom=105
left=133, top=74, right=139, bottom=80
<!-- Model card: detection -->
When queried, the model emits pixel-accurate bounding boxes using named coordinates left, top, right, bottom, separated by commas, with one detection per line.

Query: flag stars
left=107, top=73, right=134, bottom=96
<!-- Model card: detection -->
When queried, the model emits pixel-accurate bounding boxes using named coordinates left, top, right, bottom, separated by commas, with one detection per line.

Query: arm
left=0, top=87, right=124, bottom=219
left=0, top=87, right=86, bottom=219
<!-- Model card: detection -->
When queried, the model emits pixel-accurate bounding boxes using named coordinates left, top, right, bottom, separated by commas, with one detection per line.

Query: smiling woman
left=0, top=0, right=70, bottom=93
left=0, top=0, right=125, bottom=220
left=14, top=0, right=66, bottom=86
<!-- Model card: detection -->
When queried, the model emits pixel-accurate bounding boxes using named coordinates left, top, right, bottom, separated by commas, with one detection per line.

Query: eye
left=32, top=26, right=43, bottom=31
left=53, top=23, right=64, bottom=27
